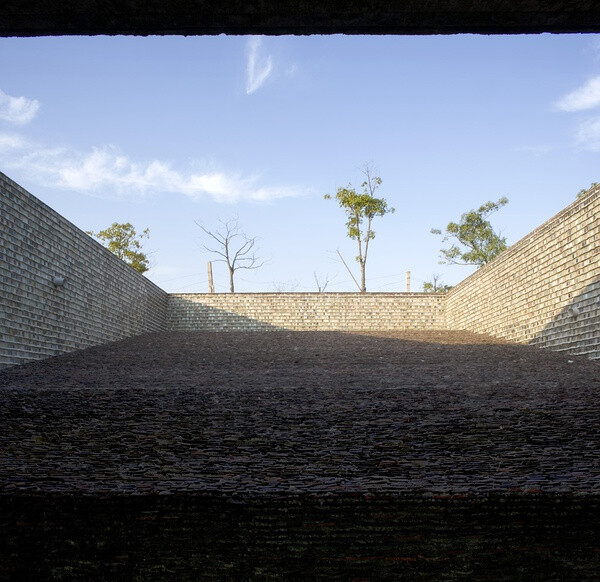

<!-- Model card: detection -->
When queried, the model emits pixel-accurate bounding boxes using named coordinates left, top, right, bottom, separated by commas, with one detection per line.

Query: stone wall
left=168, top=292, right=446, bottom=331
left=446, top=186, right=600, bottom=359
left=0, top=172, right=169, bottom=369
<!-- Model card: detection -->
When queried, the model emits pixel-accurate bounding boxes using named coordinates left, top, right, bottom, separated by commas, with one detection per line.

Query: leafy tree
left=87, top=222, right=150, bottom=273
left=197, top=218, right=263, bottom=293
left=422, top=274, right=452, bottom=293
left=577, top=182, right=598, bottom=198
left=325, top=164, right=395, bottom=292
left=431, top=197, right=508, bottom=267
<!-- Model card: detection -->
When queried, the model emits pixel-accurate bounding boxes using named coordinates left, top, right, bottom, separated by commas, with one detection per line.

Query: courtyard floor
left=1, top=329, right=599, bottom=496
left=3, top=330, right=600, bottom=579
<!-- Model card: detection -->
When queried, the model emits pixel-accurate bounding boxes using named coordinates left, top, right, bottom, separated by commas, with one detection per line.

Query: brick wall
left=168, top=292, right=446, bottom=331
left=0, top=172, right=169, bottom=369
left=446, top=187, right=600, bottom=359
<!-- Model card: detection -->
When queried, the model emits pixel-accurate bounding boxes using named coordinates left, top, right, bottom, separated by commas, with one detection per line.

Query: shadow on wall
left=168, top=297, right=281, bottom=332
left=532, top=276, right=600, bottom=359
left=167, top=293, right=447, bottom=332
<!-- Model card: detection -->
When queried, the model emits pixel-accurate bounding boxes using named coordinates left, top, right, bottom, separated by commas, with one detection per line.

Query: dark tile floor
left=1, top=330, right=599, bottom=496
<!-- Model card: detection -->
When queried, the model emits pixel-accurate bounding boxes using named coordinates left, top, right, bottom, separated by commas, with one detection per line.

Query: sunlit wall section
left=446, top=186, right=600, bottom=359
left=0, top=172, right=169, bottom=369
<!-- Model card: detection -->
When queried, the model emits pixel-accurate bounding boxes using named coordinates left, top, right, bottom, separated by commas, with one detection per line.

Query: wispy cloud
left=246, top=37, right=274, bottom=94
left=574, top=116, right=600, bottom=150
left=513, top=144, right=553, bottom=157
left=0, top=132, right=29, bottom=152
left=0, top=89, right=40, bottom=125
left=555, top=76, right=600, bottom=112
left=0, top=135, right=308, bottom=203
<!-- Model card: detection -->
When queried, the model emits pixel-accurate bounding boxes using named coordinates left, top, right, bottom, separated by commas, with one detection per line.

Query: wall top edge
left=1, top=171, right=168, bottom=297
left=447, top=185, right=600, bottom=297
left=169, top=292, right=446, bottom=297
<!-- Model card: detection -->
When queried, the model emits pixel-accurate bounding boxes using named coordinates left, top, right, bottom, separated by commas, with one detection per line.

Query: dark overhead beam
left=3, top=1, right=600, bottom=37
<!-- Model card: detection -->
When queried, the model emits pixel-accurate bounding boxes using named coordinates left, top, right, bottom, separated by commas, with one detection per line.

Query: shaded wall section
left=446, top=186, right=600, bottom=359
left=532, top=277, right=600, bottom=358
left=0, top=172, right=168, bottom=369
left=168, top=292, right=446, bottom=331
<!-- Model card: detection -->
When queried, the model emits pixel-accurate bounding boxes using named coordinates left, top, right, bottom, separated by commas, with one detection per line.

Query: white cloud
left=246, top=37, right=274, bottom=94
left=0, top=132, right=29, bottom=153
left=0, top=89, right=40, bottom=125
left=0, top=139, right=307, bottom=203
left=55, top=146, right=174, bottom=194
left=555, top=76, right=600, bottom=112
left=574, top=116, right=600, bottom=150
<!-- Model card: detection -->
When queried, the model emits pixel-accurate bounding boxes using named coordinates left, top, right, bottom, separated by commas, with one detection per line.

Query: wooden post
left=406, top=271, right=411, bottom=293
left=207, top=261, right=215, bottom=293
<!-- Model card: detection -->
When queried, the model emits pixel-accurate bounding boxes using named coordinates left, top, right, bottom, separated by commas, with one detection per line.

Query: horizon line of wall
left=1, top=171, right=599, bottom=369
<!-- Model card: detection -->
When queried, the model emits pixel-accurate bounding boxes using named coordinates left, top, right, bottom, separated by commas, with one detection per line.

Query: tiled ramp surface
left=1, top=330, right=600, bottom=579
left=2, top=330, right=599, bottom=495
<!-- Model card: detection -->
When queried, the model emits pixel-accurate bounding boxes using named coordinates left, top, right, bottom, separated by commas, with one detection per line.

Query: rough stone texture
left=169, top=292, right=446, bottom=332
left=1, top=330, right=599, bottom=496
left=1, top=330, right=600, bottom=578
left=3, top=0, right=600, bottom=36
left=447, top=186, right=600, bottom=359
left=0, top=171, right=169, bottom=370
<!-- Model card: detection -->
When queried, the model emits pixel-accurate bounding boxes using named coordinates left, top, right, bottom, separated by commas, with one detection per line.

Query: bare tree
left=313, top=271, right=333, bottom=293
left=197, top=218, right=263, bottom=293
left=272, top=279, right=300, bottom=292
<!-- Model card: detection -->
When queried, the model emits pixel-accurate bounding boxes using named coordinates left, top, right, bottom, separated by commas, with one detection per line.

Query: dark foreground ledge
left=2, top=492, right=600, bottom=580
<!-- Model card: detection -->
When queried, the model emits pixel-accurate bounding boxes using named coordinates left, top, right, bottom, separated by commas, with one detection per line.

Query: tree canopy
left=422, top=274, right=452, bottom=293
left=431, top=197, right=508, bottom=267
left=577, top=182, right=598, bottom=198
left=325, top=165, right=394, bottom=292
left=87, top=222, right=150, bottom=273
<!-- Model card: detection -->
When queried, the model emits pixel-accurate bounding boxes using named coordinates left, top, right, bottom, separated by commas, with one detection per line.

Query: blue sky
left=1, top=33, right=599, bottom=292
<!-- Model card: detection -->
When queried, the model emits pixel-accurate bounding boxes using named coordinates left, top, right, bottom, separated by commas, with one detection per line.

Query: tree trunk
left=360, top=261, right=366, bottom=293
left=229, top=267, right=235, bottom=293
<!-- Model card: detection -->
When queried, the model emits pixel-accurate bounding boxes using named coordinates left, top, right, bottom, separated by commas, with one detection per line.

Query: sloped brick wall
left=0, top=172, right=168, bottom=369
left=168, top=292, right=446, bottom=331
left=446, top=187, right=600, bottom=358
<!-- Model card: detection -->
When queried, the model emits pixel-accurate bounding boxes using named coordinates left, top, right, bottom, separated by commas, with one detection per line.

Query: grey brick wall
left=446, top=187, right=600, bottom=359
left=168, top=292, right=446, bottom=331
left=0, top=172, right=169, bottom=369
